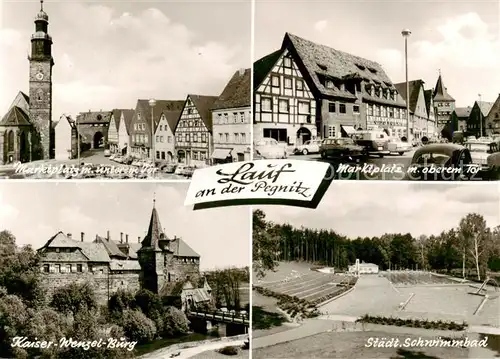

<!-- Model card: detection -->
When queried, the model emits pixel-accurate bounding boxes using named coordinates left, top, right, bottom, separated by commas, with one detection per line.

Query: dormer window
left=325, top=80, right=334, bottom=89
left=390, top=91, right=395, bottom=100
left=97, top=114, right=102, bottom=121
left=340, top=83, right=345, bottom=91
left=138, top=113, right=141, bottom=120
left=317, top=63, right=328, bottom=71
left=355, top=64, right=365, bottom=71
left=370, top=86, right=375, bottom=97
left=368, top=67, right=377, bottom=74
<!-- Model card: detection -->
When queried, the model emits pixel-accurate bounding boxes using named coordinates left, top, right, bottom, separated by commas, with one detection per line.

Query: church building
left=0, top=1, right=55, bottom=164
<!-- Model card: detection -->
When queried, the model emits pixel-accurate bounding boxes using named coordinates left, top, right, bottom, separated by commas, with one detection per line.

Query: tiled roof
left=453, top=107, right=472, bottom=118
left=20, top=91, right=29, bottom=104
left=163, top=110, right=182, bottom=132
left=212, top=68, right=251, bottom=110
left=40, top=231, right=111, bottom=262
left=253, top=49, right=283, bottom=90
left=133, top=99, right=185, bottom=134
left=424, top=89, right=433, bottom=115
left=76, top=111, right=112, bottom=124
left=282, top=33, right=402, bottom=104
left=172, top=237, right=200, bottom=258
left=477, top=101, right=494, bottom=117
left=94, top=235, right=127, bottom=258
left=433, top=75, right=455, bottom=102
left=109, top=260, right=141, bottom=271
left=188, top=95, right=218, bottom=132
left=185, top=288, right=211, bottom=303
left=113, top=241, right=142, bottom=259
left=394, top=80, right=424, bottom=114
left=111, top=109, right=123, bottom=130
left=0, top=106, right=31, bottom=126
left=121, top=109, right=135, bottom=134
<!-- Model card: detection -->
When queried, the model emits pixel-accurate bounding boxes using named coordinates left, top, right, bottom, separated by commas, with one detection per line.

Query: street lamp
left=402, top=29, right=411, bottom=142
left=478, top=93, right=482, bottom=138
left=149, top=99, right=156, bottom=163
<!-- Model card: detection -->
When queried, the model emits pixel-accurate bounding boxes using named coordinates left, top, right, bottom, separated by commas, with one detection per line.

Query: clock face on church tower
left=36, top=72, right=44, bottom=81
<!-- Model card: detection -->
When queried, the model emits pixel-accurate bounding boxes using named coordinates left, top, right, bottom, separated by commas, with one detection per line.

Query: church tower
left=137, top=199, right=168, bottom=294
left=432, top=71, right=455, bottom=132
left=28, top=0, right=54, bottom=160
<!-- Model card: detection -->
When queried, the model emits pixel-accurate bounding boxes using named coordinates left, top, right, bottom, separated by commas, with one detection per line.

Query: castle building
left=37, top=201, right=210, bottom=307
left=0, top=0, right=54, bottom=164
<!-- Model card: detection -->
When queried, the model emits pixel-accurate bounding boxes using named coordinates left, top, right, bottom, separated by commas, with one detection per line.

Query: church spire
left=141, top=202, right=165, bottom=250
left=40, top=0, right=44, bottom=11
left=433, top=72, right=455, bottom=102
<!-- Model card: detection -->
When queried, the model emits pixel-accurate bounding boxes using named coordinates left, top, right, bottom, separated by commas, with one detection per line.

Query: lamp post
left=478, top=93, right=482, bottom=138
left=149, top=99, right=156, bottom=163
left=402, top=29, right=411, bottom=142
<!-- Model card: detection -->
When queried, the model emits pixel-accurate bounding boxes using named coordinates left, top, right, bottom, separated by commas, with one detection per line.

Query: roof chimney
left=138, top=236, right=141, bottom=243
left=96, top=234, right=98, bottom=240
left=67, top=233, right=72, bottom=239
left=120, top=232, right=123, bottom=244
left=81, top=232, right=84, bottom=242
left=238, top=68, right=245, bottom=76
left=126, top=234, right=129, bottom=244
left=107, top=230, right=110, bottom=241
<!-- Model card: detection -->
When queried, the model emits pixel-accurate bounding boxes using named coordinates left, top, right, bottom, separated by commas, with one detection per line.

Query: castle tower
left=29, top=0, right=54, bottom=160
left=432, top=71, right=455, bottom=132
left=137, top=199, right=166, bottom=293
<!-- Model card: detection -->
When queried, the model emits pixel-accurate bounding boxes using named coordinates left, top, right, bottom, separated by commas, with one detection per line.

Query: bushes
left=218, top=345, right=239, bottom=356
left=253, top=285, right=322, bottom=318
left=162, top=306, right=190, bottom=337
left=50, top=282, right=98, bottom=315
left=121, top=309, right=157, bottom=344
left=356, top=314, right=467, bottom=331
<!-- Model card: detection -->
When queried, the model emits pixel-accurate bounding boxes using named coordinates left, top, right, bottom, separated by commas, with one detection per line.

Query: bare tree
left=458, top=213, right=488, bottom=281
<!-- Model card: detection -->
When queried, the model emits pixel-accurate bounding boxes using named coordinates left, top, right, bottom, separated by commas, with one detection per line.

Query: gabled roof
left=424, top=89, right=433, bottom=115
left=212, top=68, right=251, bottom=110
left=0, top=106, right=31, bottom=126
left=163, top=110, right=182, bottom=132
left=111, top=109, right=123, bottom=130
left=56, top=115, right=75, bottom=129
left=172, top=237, right=200, bottom=258
left=121, top=109, right=135, bottom=134
left=39, top=231, right=111, bottom=262
left=133, top=99, right=185, bottom=134
left=394, top=80, right=425, bottom=114
left=187, top=95, right=218, bottom=132
left=94, top=235, right=127, bottom=258
left=253, top=49, right=284, bottom=90
left=282, top=33, right=401, bottom=103
left=453, top=107, right=472, bottom=119
left=433, top=75, right=455, bottom=102
left=76, top=111, right=112, bottom=124
left=476, top=101, right=494, bottom=117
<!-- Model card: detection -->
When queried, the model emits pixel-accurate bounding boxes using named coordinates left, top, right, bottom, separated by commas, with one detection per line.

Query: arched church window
left=7, top=131, right=14, bottom=152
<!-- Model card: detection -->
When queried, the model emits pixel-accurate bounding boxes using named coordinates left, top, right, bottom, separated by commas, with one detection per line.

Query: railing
left=188, top=311, right=249, bottom=325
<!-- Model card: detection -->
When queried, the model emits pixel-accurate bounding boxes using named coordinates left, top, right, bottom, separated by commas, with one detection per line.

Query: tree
left=50, top=282, right=98, bottom=315
left=0, top=294, right=30, bottom=357
left=121, top=309, right=157, bottom=344
left=253, top=210, right=279, bottom=278
left=162, top=306, right=190, bottom=337
left=458, top=213, right=489, bottom=280
left=108, top=289, right=136, bottom=319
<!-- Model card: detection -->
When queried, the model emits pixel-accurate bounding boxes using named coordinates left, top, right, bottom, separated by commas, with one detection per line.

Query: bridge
left=187, top=311, right=249, bottom=337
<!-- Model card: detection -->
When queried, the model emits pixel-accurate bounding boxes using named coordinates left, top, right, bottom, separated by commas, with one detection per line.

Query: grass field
left=252, top=331, right=468, bottom=359
left=190, top=347, right=249, bottom=359
left=383, top=271, right=461, bottom=285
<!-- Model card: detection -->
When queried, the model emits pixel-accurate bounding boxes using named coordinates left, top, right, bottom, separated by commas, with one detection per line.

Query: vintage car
left=319, top=137, right=365, bottom=159
left=183, top=166, right=195, bottom=178
left=387, top=138, right=413, bottom=156
left=161, top=163, right=177, bottom=173
left=464, top=140, right=499, bottom=169
left=354, top=130, right=390, bottom=157
left=104, top=149, right=111, bottom=157
left=174, top=164, right=187, bottom=176
left=254, top=138, right=287, bottom=159
left=486, top=152, right=500, bottom=180
left=293, top=139, right=322, bottom=155
left=405, top=143, right=481, bottom=181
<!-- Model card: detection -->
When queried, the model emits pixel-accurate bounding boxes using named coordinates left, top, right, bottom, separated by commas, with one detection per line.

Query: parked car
left=319, top=137, right=365, bottom=160
left=254, top=138, right=287, bottom=159
left=387, top=138, right=413, bottom=156
left=354, top=130, right=390, bottom=157
left=104, top=149, right=111, bottom=157
left=161, top=163, right=177, bottom=173
left=174, top=164, right=187, bottom=176
left=487, top=152, right=500, bottom=180
left=405, top=143, right=481, bottom=181
left=183, top=166, right=195, bottom=178
left=293, top=139, right=322, bottom=155
left=464, top=140, right=499, bottom=168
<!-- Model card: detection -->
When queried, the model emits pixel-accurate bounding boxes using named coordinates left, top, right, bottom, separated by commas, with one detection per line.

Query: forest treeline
left=253, top=210, right=500, bottom=281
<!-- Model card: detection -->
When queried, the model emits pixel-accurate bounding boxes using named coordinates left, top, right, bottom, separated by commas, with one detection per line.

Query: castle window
left=43, top=264, right=49, bottom=273
left=77, top=264, right=82, bottom=272
left=67, top=264, right=72, bottom=273
left=55, top=264, right=61, bottom=273
left=36, top=90, right=43, bottom=101
left=97, top=114, right=102, bottom=121
left=100, top=269, right=103, bottom=274
left=121, top=281, right=124, bottom=285
left=168, top=273, right=171, bottom=282
left=55, top=248, right=60, bottom=253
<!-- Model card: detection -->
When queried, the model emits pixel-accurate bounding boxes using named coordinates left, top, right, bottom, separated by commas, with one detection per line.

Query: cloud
left=259, top=183, right=500, bottom=239
left=0, top=2, right=248, bottom=123
left=314, top=20, right=328, bottom=33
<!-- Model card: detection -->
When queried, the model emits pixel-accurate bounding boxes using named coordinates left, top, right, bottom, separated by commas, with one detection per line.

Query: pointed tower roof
left=141, top=197, right=165, bottom=250
left=433, top=74, right=455, bottom=102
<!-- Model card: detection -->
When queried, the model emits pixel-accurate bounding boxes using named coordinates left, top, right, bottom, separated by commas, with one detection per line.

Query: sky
left=255, top=0, right=500, bottom=107
left=258, top=182, right=500, bottom=238
left=0, top=0, right=251, bottom=120
left=0, top=181, right=251, bottom=270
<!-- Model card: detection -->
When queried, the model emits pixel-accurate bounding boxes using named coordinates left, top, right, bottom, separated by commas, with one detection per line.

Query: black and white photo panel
left=252, top=181, right=500, bottom=358
left=253, top=0, right=500, bottom=181
left=0, top=0, right=251, bottom=180
left=0, top=181, right=250, bottom=358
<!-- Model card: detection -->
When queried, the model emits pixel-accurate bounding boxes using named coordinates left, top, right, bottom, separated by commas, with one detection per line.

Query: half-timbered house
left=254, top=33, right=408, bottom=143
left=174, top=95, right=217, bottom=166
left=108, top=109, right=124, bottom=154
left=154, top=110, right=181, bottom=163
left=118, top=109, right=134, bottom=156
